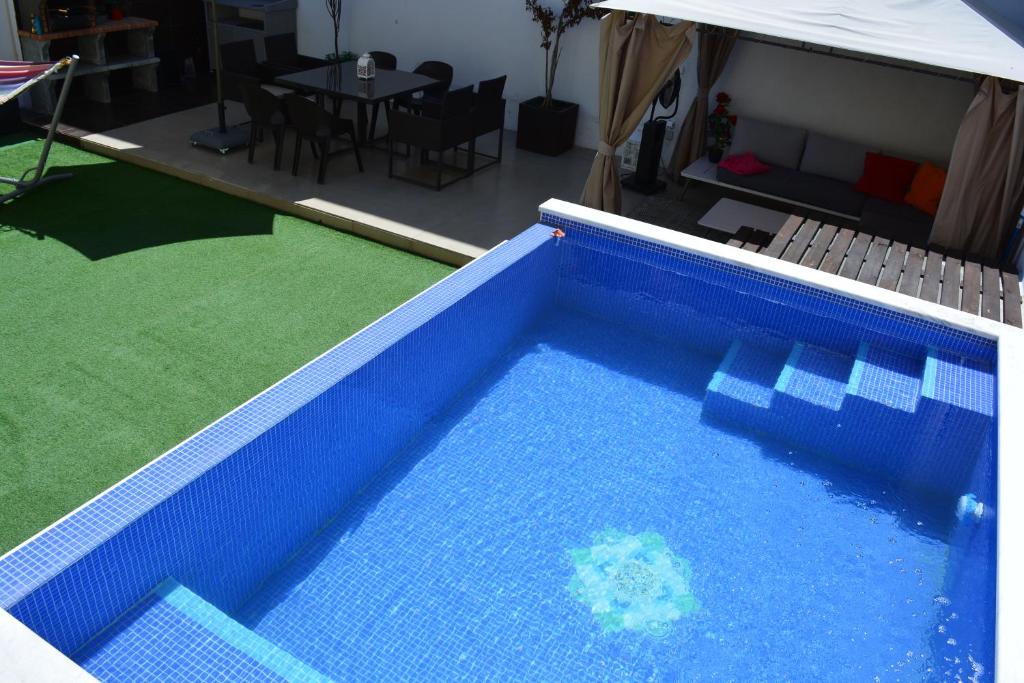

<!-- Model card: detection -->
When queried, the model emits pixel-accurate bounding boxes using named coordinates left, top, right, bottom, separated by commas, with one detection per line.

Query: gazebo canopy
left=592, top=0, right=1024, bottom=81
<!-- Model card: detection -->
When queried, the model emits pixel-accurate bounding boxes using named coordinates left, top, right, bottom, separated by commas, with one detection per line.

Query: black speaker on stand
left=621, top=69, right=681, bottom=195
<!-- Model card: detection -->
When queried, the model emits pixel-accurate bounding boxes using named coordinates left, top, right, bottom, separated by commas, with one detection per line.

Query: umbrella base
left=190, top=124, right=250, bottom=155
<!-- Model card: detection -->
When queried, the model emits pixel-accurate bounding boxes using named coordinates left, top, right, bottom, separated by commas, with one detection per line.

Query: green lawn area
left=0, top=136, right=453, bottom=554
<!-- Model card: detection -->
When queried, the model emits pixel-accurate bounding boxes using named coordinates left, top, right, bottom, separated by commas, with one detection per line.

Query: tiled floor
left=68, top=100, right=640, bottom=264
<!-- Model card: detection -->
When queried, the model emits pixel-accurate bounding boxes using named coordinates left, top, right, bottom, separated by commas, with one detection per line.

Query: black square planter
left=516, top=96, right=579, bottom=157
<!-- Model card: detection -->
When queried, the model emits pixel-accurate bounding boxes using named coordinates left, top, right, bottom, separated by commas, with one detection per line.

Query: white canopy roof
left=593, top=0, right=1024, bottom=81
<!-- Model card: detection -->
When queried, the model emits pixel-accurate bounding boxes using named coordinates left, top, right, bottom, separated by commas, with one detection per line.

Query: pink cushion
left=718, top=152, right=771, bottom=176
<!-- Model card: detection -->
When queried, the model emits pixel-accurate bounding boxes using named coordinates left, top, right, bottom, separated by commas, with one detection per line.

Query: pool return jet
left=0, top=55, right=79, bottom=203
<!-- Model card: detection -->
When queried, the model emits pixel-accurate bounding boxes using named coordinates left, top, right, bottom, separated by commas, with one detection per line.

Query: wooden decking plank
left=856, top=237, right=891, bottom=285
left=898, top=247, right=926, bottom=297
left=728, top=227, right=754, bottom=248
left=961, top=261, right=982, bottom=315
left=838, top=232, right=873, bottom=279
left=819, top=227, right=856, bottom=275
left=981, top=266, right=1002, bottom=321
left=876, top=241, right=907, bottom=291
left=919, top=252, right=944, bottom=303
left=1001, top=270, right=1023, bottom=328
left=939, top=256, right=962, bottom=309
left=799, top=223, right=838, bottom=269
left=761, top=215, right=805, bottom=259
left=780, top=220, right=820, bottom=263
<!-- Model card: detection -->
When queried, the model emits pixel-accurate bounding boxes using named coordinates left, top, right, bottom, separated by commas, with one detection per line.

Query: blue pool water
left=2, top=222, right=998, bottom=681
left=210, top=311, right=963, bottom=681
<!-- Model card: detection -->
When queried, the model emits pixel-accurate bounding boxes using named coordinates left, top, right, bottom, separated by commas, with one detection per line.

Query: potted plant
left=707, top=92, right=737, bottom=163
left=517, top=0, right=601, bottom=156
left=324, top=0, right=344, bottom=62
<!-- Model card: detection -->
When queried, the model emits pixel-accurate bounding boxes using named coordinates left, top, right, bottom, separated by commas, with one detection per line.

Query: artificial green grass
left=0, top=136, right=454, bottom=554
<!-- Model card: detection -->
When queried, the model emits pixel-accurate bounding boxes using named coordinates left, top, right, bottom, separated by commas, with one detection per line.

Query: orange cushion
left=903, top=162, right=947, bottom=216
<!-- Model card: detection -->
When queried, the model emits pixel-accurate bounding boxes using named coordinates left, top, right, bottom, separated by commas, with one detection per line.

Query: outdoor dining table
left=274, top=62, right=440, bottom=145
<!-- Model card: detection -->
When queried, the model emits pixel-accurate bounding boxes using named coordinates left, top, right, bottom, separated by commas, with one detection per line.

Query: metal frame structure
left=0, top=55, right=79, bottom=203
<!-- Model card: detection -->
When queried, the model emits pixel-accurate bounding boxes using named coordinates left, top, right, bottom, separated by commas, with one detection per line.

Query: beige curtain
left=930, top=77, right=1024, bottom=260
left=669, top=26, right=737, bottom=178
left=580, top=12, right=695, bottom=213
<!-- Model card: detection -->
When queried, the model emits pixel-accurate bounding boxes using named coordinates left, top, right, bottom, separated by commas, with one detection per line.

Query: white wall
left=293, top=2, right=974, bottom=164
left=295, top=0, right=607, bottom=147
left=0, top=0, right=21, bottom=61
left=714, top=39, right=975, bottom=165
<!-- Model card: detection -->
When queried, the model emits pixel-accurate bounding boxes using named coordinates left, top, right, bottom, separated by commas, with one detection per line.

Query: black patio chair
left=241, top=83, right=287, bottom=170
left=394, top=60, right=453, bottom=113
left=387, top=85, right=475, bottom=191
left=367, top=51, right=398, bottom=142
left=285, top=94, right=363, bottom=184
left=467, top=75, right=507, bottom=172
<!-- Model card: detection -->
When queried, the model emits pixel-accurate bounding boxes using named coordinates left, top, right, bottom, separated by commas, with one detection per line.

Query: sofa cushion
left=729, top=117, right=807, bottom=170
left=903, top=161, right=946, bottom=216
left=718, top=152, right=771, bottom=176
left=717, top=166, right=867, bottom=217
left=783, top=173, right=868, bottom=216
left=861, top=197, right=933, bottom=245
left=799, top=132, right=871, bottom=184
left=855, top=152, right=919, bottom=203
left=717, top=165, right=804, bottom=198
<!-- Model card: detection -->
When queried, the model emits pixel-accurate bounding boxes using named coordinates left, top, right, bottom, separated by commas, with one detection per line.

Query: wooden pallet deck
left=728, top=218, right=1023, bottom=328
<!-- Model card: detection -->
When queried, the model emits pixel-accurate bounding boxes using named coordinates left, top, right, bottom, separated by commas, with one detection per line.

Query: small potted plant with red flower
left=706, top=92, right=737, bottom=162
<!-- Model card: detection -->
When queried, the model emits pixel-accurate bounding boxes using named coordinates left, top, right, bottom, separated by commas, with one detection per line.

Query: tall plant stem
left=543, top=46, right=551, bottom=107
left=545, top=15, right=565, bottom=108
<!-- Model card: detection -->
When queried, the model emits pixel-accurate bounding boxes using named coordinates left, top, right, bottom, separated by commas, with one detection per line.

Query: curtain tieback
left=597, top=142, right=617, bottom=157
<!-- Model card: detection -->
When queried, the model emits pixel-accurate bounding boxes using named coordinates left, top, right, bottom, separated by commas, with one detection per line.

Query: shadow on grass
left=0, top=153, right=273, bottom=260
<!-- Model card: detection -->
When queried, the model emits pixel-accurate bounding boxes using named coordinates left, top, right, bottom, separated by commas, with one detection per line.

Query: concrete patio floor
left=75, top=101, right=639, bottom=264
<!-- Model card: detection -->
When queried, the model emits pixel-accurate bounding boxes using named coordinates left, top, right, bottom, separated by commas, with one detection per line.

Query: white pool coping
left=540, top=198, right=1024, bottom=683
left=0, top=609, right=97, bottom=682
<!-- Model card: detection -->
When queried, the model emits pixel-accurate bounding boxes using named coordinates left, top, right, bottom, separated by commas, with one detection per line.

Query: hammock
left=1, top=56, right=79, bottom=203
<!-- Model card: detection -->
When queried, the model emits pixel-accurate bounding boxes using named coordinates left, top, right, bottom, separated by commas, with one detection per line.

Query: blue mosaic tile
left=923, top=347, right=995, bottom=416
left=74, top=579, right=329, bottom=682
left=776, top=343, right=852, bottom=411
left=541, top=213, right=997, bottom=364
left=848, top=343, right=923, bottom=413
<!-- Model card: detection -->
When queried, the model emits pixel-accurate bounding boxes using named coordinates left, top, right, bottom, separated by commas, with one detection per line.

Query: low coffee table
left=698, top=198, right=791, bottom=236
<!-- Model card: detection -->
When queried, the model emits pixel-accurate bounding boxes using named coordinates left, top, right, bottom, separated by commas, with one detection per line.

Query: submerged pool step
left=774, top=342, right=852, bottom=412
left=74, top=579, right=332, bottom=682
left=909, top=347, right=995, bottom=493
left=703, top=339, right=994, bottom=498
left=704, top=340, right=790, bottom=427
left=847, top=342, right=924, bottom=413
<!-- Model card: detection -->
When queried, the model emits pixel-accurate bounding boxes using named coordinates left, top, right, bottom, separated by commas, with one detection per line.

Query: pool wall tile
left=543, top=215, right=996, bottom=364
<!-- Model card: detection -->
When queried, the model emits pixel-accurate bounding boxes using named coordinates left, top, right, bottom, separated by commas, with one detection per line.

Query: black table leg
left=356, top=103, right=368, bottom=144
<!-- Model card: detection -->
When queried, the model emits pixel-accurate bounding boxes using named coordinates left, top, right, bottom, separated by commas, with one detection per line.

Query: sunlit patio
left=69, top=100, right=636, bottom=264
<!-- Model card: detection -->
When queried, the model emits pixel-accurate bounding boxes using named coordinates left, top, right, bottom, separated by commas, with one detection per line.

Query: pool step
left=703, top=339, right=993, bottom=497
left=847, top=342, right=924, bottom=413
left=74, top=579, right=332, bottom=682
left=911, top=347, right=996, bottom=493
left=704, top=340, right=789, bottom=426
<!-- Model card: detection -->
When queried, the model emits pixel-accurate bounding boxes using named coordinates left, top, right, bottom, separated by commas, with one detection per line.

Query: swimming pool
left=1, top=199, right=1021, bottom=681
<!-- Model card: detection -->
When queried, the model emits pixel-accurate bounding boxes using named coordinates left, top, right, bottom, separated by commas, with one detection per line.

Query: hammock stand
left=1, top=55, right=79, bottom=203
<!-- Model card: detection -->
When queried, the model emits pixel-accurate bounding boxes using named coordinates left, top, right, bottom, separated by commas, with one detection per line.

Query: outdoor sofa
left=713, top=116, right=936, bottom=246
